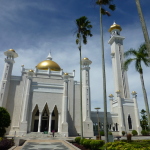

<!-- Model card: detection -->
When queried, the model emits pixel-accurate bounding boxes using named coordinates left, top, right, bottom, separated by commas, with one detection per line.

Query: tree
left=123, top=43, right=150, bottom=130
left=140, top=109, right=148, bottom=130
left=0, top=107, right=11, bottom=137
left=75, top=16, right=92, bottom=138
left=135, top=0, right=150, bottom=58
left=95, top=0, right=115, bottom=143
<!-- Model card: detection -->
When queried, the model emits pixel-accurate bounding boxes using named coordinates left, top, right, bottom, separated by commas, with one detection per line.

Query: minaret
left=0, top=49, right=18, bottom=107
left=82, top=57, right=93, bottom=137
left=108, top=22, right=130, bottom=99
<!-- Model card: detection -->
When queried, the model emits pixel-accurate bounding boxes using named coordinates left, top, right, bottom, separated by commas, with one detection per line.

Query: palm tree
left=95, top=0, right=115, bottom=143
left=75, top=16, right=92, bottom=138
left=124, top=43, right=150, bottom=130
left=135, top=0, right=150, bottom=58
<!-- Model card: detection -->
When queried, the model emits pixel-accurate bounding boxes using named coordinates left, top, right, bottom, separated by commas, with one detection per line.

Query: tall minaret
left=0, top=49, right=18, bottom=107
left=82, top=57, right=93, bottom=137
left=108, top=22, right=130, bottom=99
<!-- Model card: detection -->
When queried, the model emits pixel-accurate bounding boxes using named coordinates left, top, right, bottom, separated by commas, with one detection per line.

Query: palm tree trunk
left=100, top=5, right=108, bottom=143
left=135, top=0, right=150, bottom=57
left=140, top=72, right=150, bottom=130
left=79, top=36, right=83, bottom=139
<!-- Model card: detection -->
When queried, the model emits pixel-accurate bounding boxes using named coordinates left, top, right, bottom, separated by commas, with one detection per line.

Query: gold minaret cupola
left=36, top=53, right=61, bottom=71
left=109, top=22, right=122, bottom=37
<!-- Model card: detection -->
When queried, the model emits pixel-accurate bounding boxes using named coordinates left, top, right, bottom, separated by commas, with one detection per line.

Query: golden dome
left=29, top=69, right=34, bottom=72
left=64, top=73, right=68, bottom=75
left=109, top=22, right=122, bottom=32
left=83, top=57, right=89, bottom=60
left=8, top=49, right=15, bottom=52
left=132, top=91, right=137, bottom=94
left=36, top=60, right=61, bottom=71
left=109, top=94, right=114, bottom=97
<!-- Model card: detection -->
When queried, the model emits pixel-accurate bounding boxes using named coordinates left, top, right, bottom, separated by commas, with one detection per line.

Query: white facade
left=0, top=23, right=142, bottom=137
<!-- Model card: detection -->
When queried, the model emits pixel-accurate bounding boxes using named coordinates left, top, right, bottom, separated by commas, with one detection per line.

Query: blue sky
left=0, top=0, right=150, bottom=114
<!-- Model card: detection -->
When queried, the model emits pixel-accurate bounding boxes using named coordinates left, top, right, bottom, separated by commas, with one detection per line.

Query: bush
left=141, top=130, right=149, bottom=136
left=75, top=137, right=81, bottom=144
left=0, top=107, right=11, bottom=137
left=108, top=131, right=112, bottom=135
left=80, top=138, right=85, bottom=145
left=126, top=133, right=132, bottom=142
left=90, top=140, right=104, bottom=150
left=0, top=139, right=14, bottom=150
left=122, top=131, right=125, bottom=136
left=100, top=130, right=104, bottom=136
left=132, top=130, right=138, bottom=136
left=83, top=139, right=92, bottom=148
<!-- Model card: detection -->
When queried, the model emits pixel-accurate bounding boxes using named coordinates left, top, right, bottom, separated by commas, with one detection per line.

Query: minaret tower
left=82, top=57, right=93, bottom=137
left=0, top=49, right=18, bottom=107
left=108, top=22, right=130, bottom=99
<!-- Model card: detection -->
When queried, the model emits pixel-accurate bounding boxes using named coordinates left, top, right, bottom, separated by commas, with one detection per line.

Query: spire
left=47, top=52, right=52, bottom=60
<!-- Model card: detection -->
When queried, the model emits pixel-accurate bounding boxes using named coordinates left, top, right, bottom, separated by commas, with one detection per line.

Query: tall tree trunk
left=100, top=5, right=108, bottom=143
left=140, top=72, right=150, bottom=129
left=135, top=0, right=150, bottom=57
left=79, top=36, right=83, bottom=139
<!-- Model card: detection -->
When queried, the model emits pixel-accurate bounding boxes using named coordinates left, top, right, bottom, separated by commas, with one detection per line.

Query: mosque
left=0, top=23, right=142, bottom=137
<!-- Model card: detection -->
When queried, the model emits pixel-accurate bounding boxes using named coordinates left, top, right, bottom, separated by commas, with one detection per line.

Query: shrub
left=80, top=138, right=85, bottom=145
left=132, top=130, right=138, bottom=136
left=75, top=137, right=81, bottom=144
left=122, top=131, right=125, bottom=136
left=108, top=131, right=112, bottom=135
left=0, top=107, right=11, bottom=137
left=83, top=139, right=92, bottom=148
left=141, top=130, right=149, bottom=136
left=100, top=130, right=104, bottom=136
left=126, top=133, right=132, bottom=142
left=0, top=139, right=14, bottom=150
left=90, top=140, right=104, bottom=150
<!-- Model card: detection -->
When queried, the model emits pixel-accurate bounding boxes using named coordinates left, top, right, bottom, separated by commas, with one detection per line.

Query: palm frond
left=124, top=49, right=137, bottom=58
left=123, top=58, right=135, bottom=71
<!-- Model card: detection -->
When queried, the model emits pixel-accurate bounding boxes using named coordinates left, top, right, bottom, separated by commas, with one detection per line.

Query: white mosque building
left=0, top=23, right=142, bottom=137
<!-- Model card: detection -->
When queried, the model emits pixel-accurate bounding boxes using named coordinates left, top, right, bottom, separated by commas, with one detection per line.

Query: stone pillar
left=48, top=112, right=52, bottom=133
left=131, top=91, right=142, bottom=135
left=38, top=111, right=42, bottom=132
left=20, top=70, right=34, bottom=135
left=58, top=113, right=61, bottom=132
left=116, top=90, right=125, bottom=133
left=61, top=73, right=69, bottom=137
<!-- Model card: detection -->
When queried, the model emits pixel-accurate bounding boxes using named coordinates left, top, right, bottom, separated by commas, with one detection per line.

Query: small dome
left=36, top=60, right=61, bottom=71
left=83, top=57, right=89, bottom=60
left=109, top=22, right=122, bottom=32
left=64, top=73, right=68, bottom=75
left=8, top=49, right=16, bottom=52
left=29, top=69, right=34, bottom=72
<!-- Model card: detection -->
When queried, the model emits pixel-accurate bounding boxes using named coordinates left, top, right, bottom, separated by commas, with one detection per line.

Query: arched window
left=115, top=123, right=118, bottom=131
left=128, top=115, right=132, bottom=129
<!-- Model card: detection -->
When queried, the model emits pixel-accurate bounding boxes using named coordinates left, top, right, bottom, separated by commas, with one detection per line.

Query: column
left=116, top=90, right=125, bottom=132
left=48, top=112, right=52, bottom=133
left=131, top=91, right=142, bottom=134
left=58, top=113, right=61, bottom=132
left=38, top=112, right=42, bottom=132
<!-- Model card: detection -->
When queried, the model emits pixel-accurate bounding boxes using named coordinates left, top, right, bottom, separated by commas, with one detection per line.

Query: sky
left=0, top=0, right=150, bottom=115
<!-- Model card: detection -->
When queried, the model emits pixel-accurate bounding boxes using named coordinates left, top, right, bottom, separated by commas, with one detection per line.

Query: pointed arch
left=128, top=114, right=132, bottom=129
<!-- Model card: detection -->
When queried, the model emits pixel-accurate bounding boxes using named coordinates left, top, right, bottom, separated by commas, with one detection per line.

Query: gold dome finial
left=109, top=22, right=122, bottom=32
left=8, top=49, right=16, bottom=52
left=83, top=57, right=89, bottom=60
left=29, top=69, right=34, bottom=72
left=64, top=73, right=68, bottom=75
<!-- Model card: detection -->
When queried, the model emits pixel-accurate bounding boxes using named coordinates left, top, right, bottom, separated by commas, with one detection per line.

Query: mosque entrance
left=41, top=108, right=49, bottom=132
left=51, top=106, right=58, bottom=132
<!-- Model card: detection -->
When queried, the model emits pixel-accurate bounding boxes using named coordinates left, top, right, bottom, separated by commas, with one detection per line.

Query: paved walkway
left=14, top=139, right=79, bottom=150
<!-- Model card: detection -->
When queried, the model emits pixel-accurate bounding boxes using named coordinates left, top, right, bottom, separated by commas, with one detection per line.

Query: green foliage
left=0, top=137, right=3, bottom=142
left=75, top=137, right=81, bottom=144
left=122, top=131, right=125, bottom=136
left=104, top=140, right=150, bottom=150
left=108, top=131, right=112, bottom=135
left=83, top=139, right=92, bottom=148
left=140, top=109, right=149, bottom=130
left=100, top=130, right=104, bottom=136
left=80, top=138, right=85, bottom=145
left=141, top=130, right=149, bottom=136
left=0, top=107, right=11, bottom=137
left=132, top=130, right=138, bottom=136
left=95, top=0, right=116, bottom=16
left=90, top=140, right=104, bottom=150
left=75, top=16, right=92, bottom=50
left=126, top=133, right=132, bottom=142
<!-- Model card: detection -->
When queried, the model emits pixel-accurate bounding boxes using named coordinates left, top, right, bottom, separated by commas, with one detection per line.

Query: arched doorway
left=41, top=107, right=49, bottom=132
left=51, top=106, right=58, bottom=132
